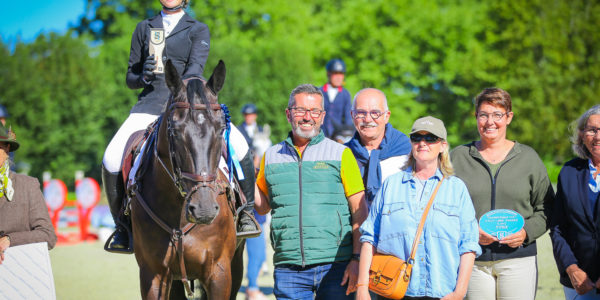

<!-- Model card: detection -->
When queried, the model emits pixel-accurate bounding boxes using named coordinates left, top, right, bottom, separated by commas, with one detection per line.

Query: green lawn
left=50, top=232, right=562, bottom=300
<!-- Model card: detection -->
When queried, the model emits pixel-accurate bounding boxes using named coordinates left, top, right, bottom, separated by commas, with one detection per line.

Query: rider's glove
left=142, top=55, right=157, bottom=84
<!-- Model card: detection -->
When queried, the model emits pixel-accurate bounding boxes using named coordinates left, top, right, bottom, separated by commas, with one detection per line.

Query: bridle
left=155, top=101, right=227, bottom=203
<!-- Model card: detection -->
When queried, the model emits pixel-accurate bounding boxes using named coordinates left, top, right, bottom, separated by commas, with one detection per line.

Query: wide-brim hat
left=0, top=123, right=19, bottom=152
left=410, top=116, right=447, bottom=140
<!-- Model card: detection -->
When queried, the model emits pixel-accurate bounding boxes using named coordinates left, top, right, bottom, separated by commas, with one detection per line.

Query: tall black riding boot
left=237, top=151, right=260, bottom=236
left=101, top=164, right=130, bottom=250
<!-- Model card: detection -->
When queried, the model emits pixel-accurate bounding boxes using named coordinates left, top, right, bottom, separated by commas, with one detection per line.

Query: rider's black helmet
left=325, top=58, right=346, bottom=73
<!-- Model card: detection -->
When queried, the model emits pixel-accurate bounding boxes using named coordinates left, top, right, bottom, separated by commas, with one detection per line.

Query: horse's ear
left=206, top=60, right=226, bottom=95
left=165, top=59, right=183, bottom=95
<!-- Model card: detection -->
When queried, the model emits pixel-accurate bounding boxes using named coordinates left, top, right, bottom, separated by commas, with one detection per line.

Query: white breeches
left=103, top=113, right=158, bottom=173
left=103, top=113, right=249, bottom=174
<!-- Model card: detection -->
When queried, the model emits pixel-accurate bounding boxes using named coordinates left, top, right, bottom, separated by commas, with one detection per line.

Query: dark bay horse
left=129, top=60, right=244, bottom=299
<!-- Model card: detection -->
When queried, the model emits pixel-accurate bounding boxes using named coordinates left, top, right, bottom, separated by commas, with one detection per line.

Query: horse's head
left=163, top=59, right=226, bottom=224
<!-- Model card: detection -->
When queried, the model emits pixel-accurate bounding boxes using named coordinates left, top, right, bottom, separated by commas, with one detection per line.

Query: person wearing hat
left=238, top=103, right=261, bottom=146
left=451, top=88, right=553, bottom=300
left=357, top=116, right=480, bottom=300
left=0, top=124, right=57, bottom=264
left=237, top=103, right=271, bottom=300
left=320, top=58, right=353, bottom=138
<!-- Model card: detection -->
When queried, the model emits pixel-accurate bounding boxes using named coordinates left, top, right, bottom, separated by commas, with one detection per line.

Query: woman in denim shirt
left=356, top=116, right=481, bottom=300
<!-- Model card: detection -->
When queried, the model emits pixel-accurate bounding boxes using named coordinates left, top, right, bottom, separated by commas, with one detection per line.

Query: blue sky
left=0, top=0, right=86, bottom=43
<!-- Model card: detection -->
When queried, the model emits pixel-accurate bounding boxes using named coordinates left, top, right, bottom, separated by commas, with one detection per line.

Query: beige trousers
left=465, top=256, right=537, bottom=300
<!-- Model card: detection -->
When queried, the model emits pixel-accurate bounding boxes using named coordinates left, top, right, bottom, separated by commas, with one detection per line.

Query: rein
left=130, top=99, right=229, bottom=297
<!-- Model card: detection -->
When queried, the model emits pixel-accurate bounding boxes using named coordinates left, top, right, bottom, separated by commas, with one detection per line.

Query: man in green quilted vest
left=255, top=84, right=368, bottom=299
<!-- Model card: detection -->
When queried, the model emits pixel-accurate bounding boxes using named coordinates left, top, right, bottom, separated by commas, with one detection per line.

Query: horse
left=128, top=59, right=244, bottom=300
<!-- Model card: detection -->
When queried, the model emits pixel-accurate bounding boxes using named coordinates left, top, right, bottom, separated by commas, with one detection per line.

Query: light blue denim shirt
left=360, top=167, right=481, bottom=298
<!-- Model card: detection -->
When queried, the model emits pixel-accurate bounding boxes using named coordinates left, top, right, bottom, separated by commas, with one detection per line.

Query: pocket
left=431, top=203, right=460, bottom=243
left=382, top=201, right=407, bottom=216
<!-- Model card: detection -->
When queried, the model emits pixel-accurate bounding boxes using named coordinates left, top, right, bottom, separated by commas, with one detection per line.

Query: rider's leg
left=237, top=149, right=257, bottom=233
left=103, top=113, right=158, bottom=249
left=101, top=164, right=127, bottom=248
left=227, top=126, right=258, bottom=233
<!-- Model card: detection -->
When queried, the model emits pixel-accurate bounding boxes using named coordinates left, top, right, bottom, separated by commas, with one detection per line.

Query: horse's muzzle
left=186, top=198, right=220, bottom=224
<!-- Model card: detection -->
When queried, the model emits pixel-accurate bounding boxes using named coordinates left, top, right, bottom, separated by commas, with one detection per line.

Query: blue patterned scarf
left=346, top=123, right=411, bottom=203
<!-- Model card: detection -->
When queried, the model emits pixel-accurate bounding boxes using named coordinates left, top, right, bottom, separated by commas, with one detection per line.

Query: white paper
left=0, top=242, right=56, bottom=300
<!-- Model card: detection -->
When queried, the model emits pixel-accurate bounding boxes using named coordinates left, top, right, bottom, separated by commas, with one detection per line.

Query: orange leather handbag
left=368, top=177, right=444, bottom=299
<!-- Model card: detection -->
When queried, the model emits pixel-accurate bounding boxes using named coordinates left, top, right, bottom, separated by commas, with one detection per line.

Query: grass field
left=49, top=231, right=563, bottom=300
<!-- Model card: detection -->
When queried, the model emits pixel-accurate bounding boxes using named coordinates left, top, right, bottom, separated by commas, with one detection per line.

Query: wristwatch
left=351, top=253, right=360, bottom=261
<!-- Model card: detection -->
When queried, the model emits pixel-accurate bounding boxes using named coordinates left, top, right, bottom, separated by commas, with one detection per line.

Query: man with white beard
left=345, top=88, right=411, bottom=208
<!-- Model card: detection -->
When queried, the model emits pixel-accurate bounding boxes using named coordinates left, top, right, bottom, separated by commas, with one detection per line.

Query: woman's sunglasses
left=410, top=133, right=441, bottom=143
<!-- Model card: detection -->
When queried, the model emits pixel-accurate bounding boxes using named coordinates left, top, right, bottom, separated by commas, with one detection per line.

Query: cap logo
left=420, top=120, right=434, bottom=126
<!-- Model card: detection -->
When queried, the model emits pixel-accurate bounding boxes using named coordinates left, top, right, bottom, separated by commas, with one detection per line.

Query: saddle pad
left=127, top=137, right=150, bottom=188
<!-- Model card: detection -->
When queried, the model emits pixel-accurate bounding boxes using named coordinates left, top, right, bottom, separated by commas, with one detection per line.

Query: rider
left=320, top=58, right=353, bottom=138
left=102, top=0, right=257, bottom=251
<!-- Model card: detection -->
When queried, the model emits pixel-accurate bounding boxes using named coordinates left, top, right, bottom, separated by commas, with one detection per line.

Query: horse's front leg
left=140, top=267, right=174, bottom=300
left=205, top=260, right=232, bottom=300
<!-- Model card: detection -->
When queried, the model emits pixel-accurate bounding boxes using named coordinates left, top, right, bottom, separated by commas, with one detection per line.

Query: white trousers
left=103, top=113, right=249, bottom=173
left=465, top=256, right=537, bottom=300
left=103, top=113, right=158, bottom=173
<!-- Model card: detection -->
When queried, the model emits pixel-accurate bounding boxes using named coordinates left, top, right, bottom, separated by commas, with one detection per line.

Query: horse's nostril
left=188, top=205, right=197, bottom=216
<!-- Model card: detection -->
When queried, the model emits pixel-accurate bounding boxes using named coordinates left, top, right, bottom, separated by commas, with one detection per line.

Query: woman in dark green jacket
left=451, top=88, right=554, bottom=300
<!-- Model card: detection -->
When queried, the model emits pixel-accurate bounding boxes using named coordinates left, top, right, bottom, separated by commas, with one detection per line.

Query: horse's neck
left=141, top=117, right=187, bottom=227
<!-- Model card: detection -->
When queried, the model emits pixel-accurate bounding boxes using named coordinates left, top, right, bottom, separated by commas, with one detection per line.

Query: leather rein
left=130, top=100, right=228, bottom=297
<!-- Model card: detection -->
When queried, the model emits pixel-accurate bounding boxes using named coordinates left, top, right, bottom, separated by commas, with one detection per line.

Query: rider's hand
left=143, top=55, right=157, bottom=83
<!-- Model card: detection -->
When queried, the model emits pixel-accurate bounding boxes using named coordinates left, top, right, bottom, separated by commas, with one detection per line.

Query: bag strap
left=407, top=176, right=445, bottom=265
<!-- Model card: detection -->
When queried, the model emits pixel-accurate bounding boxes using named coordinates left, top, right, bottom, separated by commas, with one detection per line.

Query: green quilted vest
left=264, top=131, right=353, bottom=266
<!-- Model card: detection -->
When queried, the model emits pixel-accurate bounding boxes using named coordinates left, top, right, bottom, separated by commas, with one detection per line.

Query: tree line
left=1, top=0, right=598, bottom=185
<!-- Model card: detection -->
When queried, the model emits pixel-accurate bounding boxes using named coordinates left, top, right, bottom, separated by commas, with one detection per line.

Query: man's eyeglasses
left=289, top=107, right=324, bottom=118
left=583, top=127, right=600, bottom=137
left=352, top=110, right=386, bottom=120
left=410, top=134, right=441, bottom=144
left=477, top=112, right=508, bottom=122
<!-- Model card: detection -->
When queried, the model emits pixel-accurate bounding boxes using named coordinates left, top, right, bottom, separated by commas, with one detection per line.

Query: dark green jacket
left=451, top=141, right=554, bottom=261
left=264, top=131, right=353, bottom=266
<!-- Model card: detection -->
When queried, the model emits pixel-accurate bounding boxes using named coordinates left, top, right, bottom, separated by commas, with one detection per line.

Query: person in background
left=345, top=88, right=411, bottom=208
left=238, top=103, right=272, bottom=167
left=254, top=84, right=368, bottom=299
left=551, top=104, right=600, bottom=300
left=451, top=88, right=554, bottom=300
left=238, top=103, right=270, bottom=300
left=0, top=104, right=8, bottom=126
left=320, top=58, right=353, bottom=138
left=239, top=103, right=260, bottom=146
left=0, top=123, right=57, bottom=264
